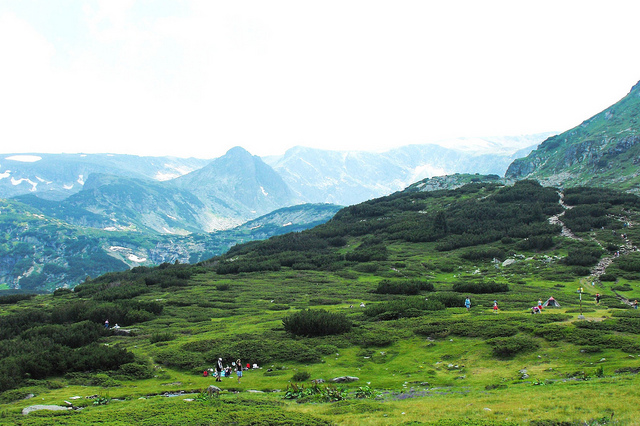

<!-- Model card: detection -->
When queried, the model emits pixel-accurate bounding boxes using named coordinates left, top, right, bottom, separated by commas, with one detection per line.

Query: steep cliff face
left=506, top=81, right=640, bottom=191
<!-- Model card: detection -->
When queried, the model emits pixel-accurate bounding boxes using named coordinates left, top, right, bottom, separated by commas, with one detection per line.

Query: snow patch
left=260, top=186, right=269, bottom=196
left=77, top=175, right=84, bottom=185
left=155, top=164, right=198, bottom=181
left=0, top=170, right=10, bottom=180
left=5, top=155, right=42, bottom=162
left=282, top=222, right=293, bottom=227
left=166, top=214, right=177, bottom=220
left=128, top=254, right=147, bottom=262
left=63, top=184, right=74, bottom=190
left=155, top=172, right=181, bottom=181
left=11, top=177, right=37, bottom=191
left=36, top=176, right=52, bottom=184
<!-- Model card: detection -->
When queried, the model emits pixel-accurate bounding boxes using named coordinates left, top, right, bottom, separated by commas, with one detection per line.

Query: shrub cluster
left=363, top=297, right=445, bottom=320
left=374, top=279, right=434, bottom=295
left=282, top=309, right=352, bottom=337
left=486, top=335, right=540, bottom=358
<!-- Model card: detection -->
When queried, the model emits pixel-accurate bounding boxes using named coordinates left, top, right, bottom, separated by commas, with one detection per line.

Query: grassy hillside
left=1, top=181, right=640, bottom=425
left=506, top=81, right=640, bottom=191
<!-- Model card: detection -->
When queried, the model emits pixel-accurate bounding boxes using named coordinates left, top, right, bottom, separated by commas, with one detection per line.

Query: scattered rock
left=331, top=376, right=359, bottom=383
left=311, top=379, right=325, bottom=384
left=69, top=396, right=82, bottom=400
left=23, top=394, right=34, bottom=400
left=484, top=408, right=492, bottom=411
left=22, top=405, right=72, bottom=415
left=207, top=385, right=221, bottom=396
left=502, top=259, right=517, bottom=267
left=247, top=390, right=264, bottom=393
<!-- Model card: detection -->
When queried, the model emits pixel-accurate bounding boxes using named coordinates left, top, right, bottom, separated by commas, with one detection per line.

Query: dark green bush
left=374, top=279, right=434, bottom=295
left=486, top=335, right=539, bottom=358
left=429, top=292, right=465, bottom=308
left=363, top=297, right=445, bottom=320
left=150, top=332, right=176, bottom=344
left=292, top=371, right=312, bottom=382
left=283, top=309, right=352, bottom=337
left=450, top=321, right=518, bottom=339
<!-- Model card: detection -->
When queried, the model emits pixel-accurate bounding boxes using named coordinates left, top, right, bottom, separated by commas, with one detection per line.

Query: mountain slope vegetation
left=0, top=199, right=340, bottom=291
left=2, top=181, right=639, bottom=424
left=507, top=80, right=640, bottom=191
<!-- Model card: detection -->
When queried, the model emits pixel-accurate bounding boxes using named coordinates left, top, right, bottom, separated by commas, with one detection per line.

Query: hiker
left=104, top=319, right=109, bottom=329
left=595, top=293, right=601, bottom=305
left=215, top=358, right=223, bottom=382
left=538, top=300, right=543, bottom=311
left=493, top=301, right=498, bottom=313
left=225, top=366, right=232, bottom=377
left=236, top=359, right=243, bottom=384
left=203, top=370, right=208, bottom=377
left=465, top=297, right=471, bottom=311
left=633, top=300, right=638, bottom=309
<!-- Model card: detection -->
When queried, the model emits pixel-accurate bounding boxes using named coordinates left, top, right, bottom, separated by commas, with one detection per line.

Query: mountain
left=17, top=174, right=214, bottom=235
left=264, top=138, right=543, bottom=206
left=0, top=198, right=340, bottom=291
left=0, top=153, right=208, bottom=200
left=172, top=147, right=298, bottom=229
left=506, top=81, right=640, bottom=190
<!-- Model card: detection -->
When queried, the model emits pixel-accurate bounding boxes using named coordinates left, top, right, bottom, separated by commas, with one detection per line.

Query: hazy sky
left=1, top=1, right=640, bottom=159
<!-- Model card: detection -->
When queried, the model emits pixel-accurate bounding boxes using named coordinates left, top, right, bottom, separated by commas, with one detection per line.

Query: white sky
left=1, top=0, right=640, bottom=159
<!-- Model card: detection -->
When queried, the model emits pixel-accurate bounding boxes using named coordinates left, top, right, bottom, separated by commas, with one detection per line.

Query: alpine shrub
left=283, top=309, right=352, bottom=337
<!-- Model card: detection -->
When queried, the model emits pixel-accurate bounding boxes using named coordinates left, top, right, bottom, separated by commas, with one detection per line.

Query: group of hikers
left=203, top=358, right=259, bottom=384
left=462, top=297, right=565, bottom=314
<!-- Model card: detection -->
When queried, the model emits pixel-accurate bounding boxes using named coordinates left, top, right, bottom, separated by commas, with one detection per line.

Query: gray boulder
left=331, top=376, right=359, bottom=383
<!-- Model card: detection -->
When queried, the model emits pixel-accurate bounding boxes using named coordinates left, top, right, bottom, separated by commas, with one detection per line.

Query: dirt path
left=548, top=192, right=582, bottom=241
left=553, top=191, right=637, bottom=307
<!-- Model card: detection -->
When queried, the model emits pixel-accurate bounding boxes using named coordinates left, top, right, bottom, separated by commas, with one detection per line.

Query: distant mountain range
left=1, top=135, right=547, bottom=230
left=506, top=80, right=640, bottom=191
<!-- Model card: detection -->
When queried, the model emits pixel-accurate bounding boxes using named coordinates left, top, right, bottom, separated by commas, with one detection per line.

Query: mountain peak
left=224, top=146, right=253, bottom=158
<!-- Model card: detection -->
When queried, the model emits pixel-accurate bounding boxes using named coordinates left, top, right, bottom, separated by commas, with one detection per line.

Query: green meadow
left=1, top=181, right=640, bottom=425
